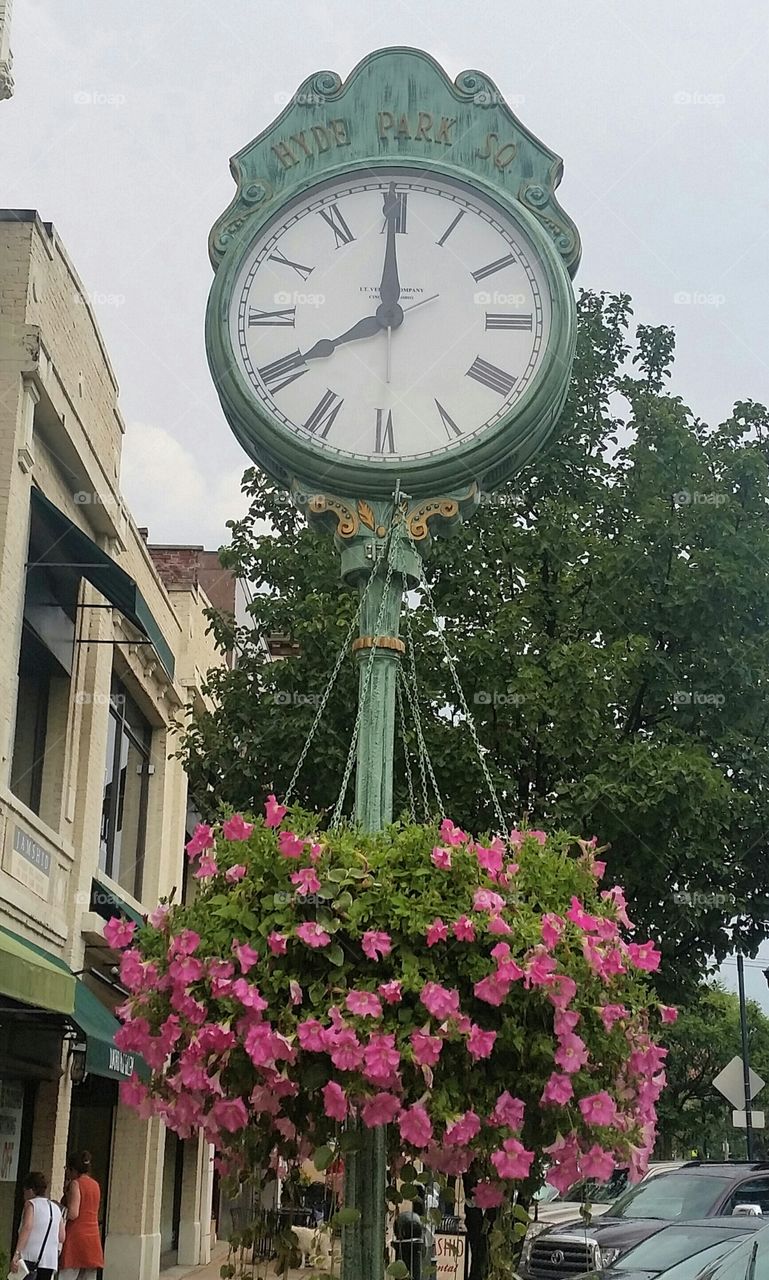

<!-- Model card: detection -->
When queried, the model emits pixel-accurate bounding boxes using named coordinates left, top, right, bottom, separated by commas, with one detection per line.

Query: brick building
left=0, top=210, right=225, bottom=1279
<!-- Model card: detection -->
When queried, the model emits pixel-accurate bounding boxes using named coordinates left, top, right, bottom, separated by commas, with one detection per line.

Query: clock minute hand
left=378, top=183, right=403, bottom=322
left=303, top=314, right=382, bottom=361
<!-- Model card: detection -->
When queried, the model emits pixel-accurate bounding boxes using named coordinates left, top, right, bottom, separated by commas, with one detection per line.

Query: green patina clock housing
left=206, top=46, right=580, bottom=500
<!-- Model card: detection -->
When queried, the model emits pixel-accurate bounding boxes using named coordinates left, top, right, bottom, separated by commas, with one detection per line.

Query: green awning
left=91, top=878, right=145, bottom=929
left=29, top=488, right=175, bottom=679
left=72, top=981, right=148, bottom=1081
left=0, top=926, right=75, bottom=1015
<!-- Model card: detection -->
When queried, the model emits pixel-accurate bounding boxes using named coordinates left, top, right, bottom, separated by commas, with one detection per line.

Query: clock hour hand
left=303, top=314, right=382, bottom=361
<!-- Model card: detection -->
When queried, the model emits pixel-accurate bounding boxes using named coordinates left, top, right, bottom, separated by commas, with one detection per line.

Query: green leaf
left=332, top=1207, right=361, bottom=1227
left=312, top=1145, right=334, bottom=1172
left=326, top=943, right=344, bottom=966
left=387, top=1263, right=410, bottom=1278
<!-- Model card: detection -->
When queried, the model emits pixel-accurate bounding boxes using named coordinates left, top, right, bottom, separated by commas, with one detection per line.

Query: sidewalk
left=173, top=1240, right=331, bottom=1279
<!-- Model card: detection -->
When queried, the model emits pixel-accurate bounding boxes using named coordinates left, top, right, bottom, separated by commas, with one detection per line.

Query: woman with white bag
left=9, top=1171, right=65, bottom=1279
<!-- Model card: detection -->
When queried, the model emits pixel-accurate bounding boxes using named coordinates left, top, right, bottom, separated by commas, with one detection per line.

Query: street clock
left=206, top=47, right=580, bottom=503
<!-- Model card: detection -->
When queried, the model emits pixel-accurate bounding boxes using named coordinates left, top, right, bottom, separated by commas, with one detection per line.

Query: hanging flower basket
left=111, top=801, right=672, bottom=1263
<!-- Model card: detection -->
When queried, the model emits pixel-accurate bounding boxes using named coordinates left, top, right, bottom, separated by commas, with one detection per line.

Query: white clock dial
left=228, top=168, right=552, bottom=468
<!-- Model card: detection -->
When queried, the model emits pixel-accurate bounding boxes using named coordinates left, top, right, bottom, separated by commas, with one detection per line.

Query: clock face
left=228, top=167, right=553, bottom=472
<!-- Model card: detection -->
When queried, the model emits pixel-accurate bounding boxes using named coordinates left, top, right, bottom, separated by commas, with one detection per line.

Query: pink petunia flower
left=222, top=814, right=254, bottom=842
left=581, top=1144, right=615, bottom=1181
left=467, top=1025, right=497, bottom=1061
left=491, top=1138, right=535, bottom=1180
left=487, top=916, right=512, bottom=936
left=474, top=974, right=511, bottom=1007
left=346, top=991, right=383, bottom=1018
left=399, top=1104, right=433, bottom=1148
left=297, top=1019, right=327, bottom=1053
left=267, top=931, right=288, bottom=956
left=186, top=823, right=214, bottom=859
left=554, top=1032, right=589, bottom=1074
left=554, top=1010, right=580, bottom=1037
left=431, top=846, right=452, bottom=870
left=264, top=794, right=287, bottom=828
left=232, top=940, right=260, bottom=973
left=599, top=1004, right=629, bottom=1032
left=420, top=982, right=461, bottom=1021
left=328, top=1028, right=363, bottom=1072
left=541, top=913, right=565, bottom=949
left=209, top=1097, right=248, bottom=1134
left=475, top=843, right=504, bottom=878
left=474, top=1182, right=505, bottom=1210
left=322, top=1081, right=348, bottom=1122
left=524, top=948, right=558, bottom=988
left=473, top=888, right=506, bottom=914
left=627, top=941, right=662, bottom=972
left=362, top=931, right=392, bottom=961
left=378, top=980, right=403, bottom=1004
left=490, top=1092, right=525, bottom=1129
left=659, top=1005, right=678, bottom=1024
left=541, top=1072, right=574, bottom=1106
left=225, top=864, right=247, bottom=883
left=362, top=1092, right=401, bottom=1128
left=566, top=896, right=600, bottom=931
left=194, top=855, right=218, bottom=879
left=291, top=866, right=321, bottom=896
left=169, top=929, right=200, bottom=957
left=439, top=818, right=467, bottom=846
left=426, top=918, right=449, bottom=947
left=278, top=830, right=306, bottom=859
left=410, top=1029, right=443, bottom=1067
left=445, top=1111, right=481, bottom=1146
left=453, top=915, right=476, bottom=942
left=363, top=1033, right=401, bottom=1084
left=231, top=979, right=268, bottom=1012
left=579, top=1091, right=618, bottom=1127
left=104, top=916, right=136, bottom=950
left=296, top=922, right=330, bottom=949
left=149, top=903, right=170, bottom=929
left=289, top=981, right=303, bottom=1006
left=546, top=974, right=578, bottom=1010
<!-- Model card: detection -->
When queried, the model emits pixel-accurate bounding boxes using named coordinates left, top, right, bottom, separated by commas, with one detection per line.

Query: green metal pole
left=340, top=512, right=420, bottom=1280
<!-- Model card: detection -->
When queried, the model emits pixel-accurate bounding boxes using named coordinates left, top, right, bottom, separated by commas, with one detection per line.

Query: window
left=100, top=677, right=152, bottom=899
left=610, top=1172, right=732, bottom=1221
left=11, top=506, right=77, bottom=821
left=722, top=1177, right=769, bottom=1218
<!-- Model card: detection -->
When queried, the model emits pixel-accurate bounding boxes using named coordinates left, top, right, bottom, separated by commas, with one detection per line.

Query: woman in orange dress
left=59, top=1150, right=105, bottom=1280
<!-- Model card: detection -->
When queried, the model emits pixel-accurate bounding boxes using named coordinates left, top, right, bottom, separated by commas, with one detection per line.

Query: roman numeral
left=437, top=209, right=464, bottom=246
left=248, top=306, right=296, bottom=327
left=318, top=203, right=355, bottom=248
left=471, top=253, right=516, bottom=282
left=485, top=313, right=533, bottom=331
left=466, top=356, right=516, bottom=397
left=374, top=408, right=395, bottom=454
left=267, top=249, right=314, bottom=280
left=435, top=400, right=462, bottom=440
left=257, top=350, right=308, bottom=394
left=304, top=389, right=343, bottom=439
left=381, top=192, right=408, bottom=234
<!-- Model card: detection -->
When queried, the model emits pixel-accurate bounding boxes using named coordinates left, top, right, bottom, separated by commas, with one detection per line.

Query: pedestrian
left=10, top=1170, right=65, bottom=1278
left=58, top=1150, right=105, bottom=1280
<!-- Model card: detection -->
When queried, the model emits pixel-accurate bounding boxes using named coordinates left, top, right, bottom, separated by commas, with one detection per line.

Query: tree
left=656, top=984, right=769, bottom=1160
left=178, top=291, right=769, bottom=995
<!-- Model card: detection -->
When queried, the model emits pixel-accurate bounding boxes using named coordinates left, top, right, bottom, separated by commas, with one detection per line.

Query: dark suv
left=519, top=1161, right=769, bottom=1278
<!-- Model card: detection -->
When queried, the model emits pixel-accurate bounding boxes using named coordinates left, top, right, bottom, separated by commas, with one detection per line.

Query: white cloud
left=120, top=420, right=250, bottom=550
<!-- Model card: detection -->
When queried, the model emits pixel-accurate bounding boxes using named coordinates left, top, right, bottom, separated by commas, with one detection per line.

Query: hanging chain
left=404, top=524, right=508, bottom=834
left=331, top=530, right=398, bottom=827
left=401, top=610, right=445, bottom=820
left=284, top=561, right=379, bottom=805
left=395, top=674, right=417, bottom=823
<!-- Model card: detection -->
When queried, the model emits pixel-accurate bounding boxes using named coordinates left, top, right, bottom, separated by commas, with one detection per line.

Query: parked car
left=519, top=1161, right=769, bottom=1279
left=531, top=1163, right=685, bottom=1231
left=573, top=1217, right=766, bottom=1280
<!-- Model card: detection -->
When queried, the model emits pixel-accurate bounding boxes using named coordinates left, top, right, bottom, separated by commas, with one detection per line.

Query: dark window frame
left=100, top=676, right=151, bottom=899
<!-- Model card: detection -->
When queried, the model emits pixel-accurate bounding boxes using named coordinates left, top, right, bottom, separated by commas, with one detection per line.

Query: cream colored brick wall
left=0, top=214, right=225, bottom=1277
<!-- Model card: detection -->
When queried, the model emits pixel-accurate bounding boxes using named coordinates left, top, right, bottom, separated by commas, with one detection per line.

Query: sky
left=1, top=0, right=767, bottom=552
left=2, top=4, right=769, bottom=1019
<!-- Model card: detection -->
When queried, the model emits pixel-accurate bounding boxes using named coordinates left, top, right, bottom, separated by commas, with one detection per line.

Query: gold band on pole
left=351, top=636, right=406, bottom=655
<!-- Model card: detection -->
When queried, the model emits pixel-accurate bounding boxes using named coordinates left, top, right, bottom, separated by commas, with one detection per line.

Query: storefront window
left=100, top=678, right=151, bottom=900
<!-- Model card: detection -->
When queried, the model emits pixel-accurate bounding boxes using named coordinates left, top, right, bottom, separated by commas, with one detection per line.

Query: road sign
left=733, top=1110, right=765, bottom=1129
left=713, top=1056, right=765, bottom=1108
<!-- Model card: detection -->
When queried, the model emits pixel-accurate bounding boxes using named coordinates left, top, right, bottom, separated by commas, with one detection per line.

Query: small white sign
left=436, top=1234, right=466, bottom=1279
left=713, top=1057, right=765, bottom=1109
left=0, top=1080, right=24, bottom=1182
left=732, top=1110, right=765, bottom=1129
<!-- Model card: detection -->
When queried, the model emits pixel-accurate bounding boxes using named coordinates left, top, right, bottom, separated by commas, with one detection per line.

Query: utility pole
left=737, top=953, right=755, bottom=1160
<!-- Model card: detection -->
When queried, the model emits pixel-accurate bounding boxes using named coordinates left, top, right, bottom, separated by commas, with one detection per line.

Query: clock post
left=205, top=44, right=580, bottom=1280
